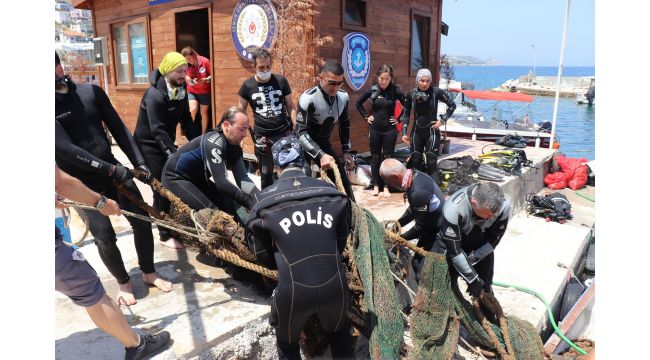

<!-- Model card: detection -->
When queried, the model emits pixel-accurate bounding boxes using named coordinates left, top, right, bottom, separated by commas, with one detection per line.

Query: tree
left=440, top=54, right=455, bottom=88
left=271, top=0, right=333, bottom=95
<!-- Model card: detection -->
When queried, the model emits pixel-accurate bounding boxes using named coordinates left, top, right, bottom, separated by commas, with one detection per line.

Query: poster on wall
left=342, top=32, right=371, bottom=92
left=231, top=0, right=277, bottom=61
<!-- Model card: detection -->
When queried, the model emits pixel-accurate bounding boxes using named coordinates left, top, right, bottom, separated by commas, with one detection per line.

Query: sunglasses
left=325, top=80, right=344, bottom=86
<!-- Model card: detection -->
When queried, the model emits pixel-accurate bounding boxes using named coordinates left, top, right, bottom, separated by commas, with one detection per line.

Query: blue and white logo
left=231, top=0, right=277, bottom=61
left=342, top=32, right=370, bottom=92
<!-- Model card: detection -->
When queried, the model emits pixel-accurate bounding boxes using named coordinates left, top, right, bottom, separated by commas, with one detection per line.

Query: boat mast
left=549, top=0, right=571, bottom=149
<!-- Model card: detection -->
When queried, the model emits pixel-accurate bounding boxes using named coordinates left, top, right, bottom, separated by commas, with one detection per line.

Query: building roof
left=71, top=0, right=91, bottom=9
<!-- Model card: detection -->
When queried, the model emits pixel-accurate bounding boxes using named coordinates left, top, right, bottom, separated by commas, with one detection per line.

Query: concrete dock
left=54, top=138, right=595, bottom=359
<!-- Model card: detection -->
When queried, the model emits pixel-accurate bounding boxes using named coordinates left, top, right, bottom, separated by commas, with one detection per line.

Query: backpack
left=525, top=192, right=573, bottom=223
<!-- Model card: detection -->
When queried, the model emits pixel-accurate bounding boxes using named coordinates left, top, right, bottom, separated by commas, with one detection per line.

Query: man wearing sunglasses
left=295, top=61, right=356, bottom=201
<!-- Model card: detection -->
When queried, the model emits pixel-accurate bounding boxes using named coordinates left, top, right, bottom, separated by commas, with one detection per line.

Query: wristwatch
left=94, top=195, right=107, bottom=210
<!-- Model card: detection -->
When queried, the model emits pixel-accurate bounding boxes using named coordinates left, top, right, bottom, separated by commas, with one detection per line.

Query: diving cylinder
left=55, top=208, right=73, bottom=244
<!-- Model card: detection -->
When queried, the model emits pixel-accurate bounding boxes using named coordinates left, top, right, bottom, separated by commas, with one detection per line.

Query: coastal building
left=71, top=0, right=445, bottom=155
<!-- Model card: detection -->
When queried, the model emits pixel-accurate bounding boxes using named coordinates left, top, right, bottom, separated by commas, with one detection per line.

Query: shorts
left=188, top=92, right=211, bottom=106
left=55, top=237, right=105, bottom=307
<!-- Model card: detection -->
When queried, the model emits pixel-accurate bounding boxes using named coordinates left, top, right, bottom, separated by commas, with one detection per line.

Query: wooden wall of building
left=315, top=0, right=442, bottom=154
left=81, top=0, right=442, bottom=156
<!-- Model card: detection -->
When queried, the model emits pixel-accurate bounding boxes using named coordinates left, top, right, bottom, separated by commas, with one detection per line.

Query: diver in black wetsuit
left=55, top=52, right=171, bottom=304
left=431, top=182, right=510, bottom=298
left=355, top=64, right=407, bottom=197
left=379, top=158, right=445, bottom=280
left=400, top=68, right=456, bottom=183
left=295, top=60, right=356, bottom=201
left=134, top=52, right=200, bottom=248
left=246, top=136, right=354, bottom=360
left=161, top=107, right=259, bottom=221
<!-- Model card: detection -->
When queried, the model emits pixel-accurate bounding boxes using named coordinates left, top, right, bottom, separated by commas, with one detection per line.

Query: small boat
left=438, top=86, right=552, bottom=147
left=576, top=79, right=595, bottom=105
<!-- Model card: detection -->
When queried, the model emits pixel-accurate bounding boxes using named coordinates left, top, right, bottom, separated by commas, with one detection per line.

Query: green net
left=351, top=204, right=404, bottom=359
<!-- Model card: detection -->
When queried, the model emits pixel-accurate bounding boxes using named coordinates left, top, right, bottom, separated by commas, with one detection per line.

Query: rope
left=62, top=201, right=278, bottom=279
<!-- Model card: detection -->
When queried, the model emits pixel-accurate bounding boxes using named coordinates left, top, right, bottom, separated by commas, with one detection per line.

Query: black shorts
left=188, top=92, right=211, bottom=106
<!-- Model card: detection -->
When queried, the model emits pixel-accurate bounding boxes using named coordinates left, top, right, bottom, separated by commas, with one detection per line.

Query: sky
left=441, top=0, right=595, bottom=66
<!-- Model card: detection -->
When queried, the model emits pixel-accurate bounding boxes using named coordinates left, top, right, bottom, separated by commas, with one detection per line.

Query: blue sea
left=450, top=66, right=595, bottom=160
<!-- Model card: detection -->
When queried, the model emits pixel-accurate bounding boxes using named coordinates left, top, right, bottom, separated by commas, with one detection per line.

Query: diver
left=400, top=68, right=456, bottom=183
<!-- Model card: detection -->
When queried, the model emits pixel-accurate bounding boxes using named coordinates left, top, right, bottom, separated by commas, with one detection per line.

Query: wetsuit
left=355, top=83, right=406, bottom=190
left=134, top=69, right=199, bottom=241
left=296, top=85, right=356, bottom=201
left=397, top=170, right=446, bottom=278
left=400, top=86, right=456, bottom=182
left=432, top=184, right=510, bottom=292
left=55, top=77, right=155, bottom=285
left=162, top=129, right=259, bottom=220
left=238, top=74, right=293, bottom=189
left=246, top=167, right=352, bottom=359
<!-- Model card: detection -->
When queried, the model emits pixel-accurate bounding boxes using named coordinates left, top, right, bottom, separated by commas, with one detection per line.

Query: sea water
left=450, top=66, right=595, bottom=160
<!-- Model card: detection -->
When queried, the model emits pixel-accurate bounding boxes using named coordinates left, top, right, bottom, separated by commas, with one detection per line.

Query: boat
left=437, top=86, right=552, bottom=147
left=575, top=79, right=595, bottom=105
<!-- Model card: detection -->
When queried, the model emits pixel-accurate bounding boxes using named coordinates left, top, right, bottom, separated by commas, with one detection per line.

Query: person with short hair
left=432, top=182, right=510, bottom=298
left=246, top=135, right=354, bottom=359
left=161, top=106, right=259, bottom=222
left=295, top=60, right=356, bottom=201
left=380, top=158, right=445, bottom=279
left=400, top=68, right=456, bottom=183
left=181, top=46, right=212, bottom=134
left=55, top=52, right=171, bottom=305
left=238, top=47, right=297, bottom=189
left=55, top=165, right=171, bottom=360
left=355, top=64, right=407, bottom=197
left=134, top=52, right=200, bottom=249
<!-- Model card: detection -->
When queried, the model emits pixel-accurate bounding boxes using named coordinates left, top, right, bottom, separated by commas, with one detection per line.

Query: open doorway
left=175, top=8, right=212, bottom=132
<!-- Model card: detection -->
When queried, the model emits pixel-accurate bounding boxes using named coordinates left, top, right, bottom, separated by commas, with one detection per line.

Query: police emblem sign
left=231, top=0, right=277, bottom=61
left=342, top=32, right=370, bottom=92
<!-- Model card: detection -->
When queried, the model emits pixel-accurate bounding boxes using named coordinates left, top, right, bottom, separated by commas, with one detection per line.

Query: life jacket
left=525, top=192, right=572, bottom=223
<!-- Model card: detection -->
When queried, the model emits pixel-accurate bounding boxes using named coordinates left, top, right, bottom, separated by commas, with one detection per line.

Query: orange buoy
left=553, top=142, right=560, bottom=149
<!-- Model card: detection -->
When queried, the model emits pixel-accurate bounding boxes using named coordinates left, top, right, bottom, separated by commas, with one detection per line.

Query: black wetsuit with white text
left=246, top=169, right=351, bottom=346
left=162, top=129, right=259, bottom=218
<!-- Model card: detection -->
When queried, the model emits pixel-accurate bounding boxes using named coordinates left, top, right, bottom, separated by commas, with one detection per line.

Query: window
left=111, top=16, right=151, bottom=87
left=342, top=0, right=366, bottom=30
left=410, top=12, right=431, bottom=74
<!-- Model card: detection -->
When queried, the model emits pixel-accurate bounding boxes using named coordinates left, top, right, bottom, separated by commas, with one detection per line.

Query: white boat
left=575, top=79, right=595, bottom=105
left=438, top=86, right=552, bottom=147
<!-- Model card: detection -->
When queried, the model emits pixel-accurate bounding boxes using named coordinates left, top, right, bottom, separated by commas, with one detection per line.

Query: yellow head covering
left=158, top=52, right=187, bottom=76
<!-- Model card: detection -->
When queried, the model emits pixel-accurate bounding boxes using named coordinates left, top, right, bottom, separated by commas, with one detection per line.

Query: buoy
left=55, top=208, right=73, bottom=244
left=553, top=142, right=561, bottom=149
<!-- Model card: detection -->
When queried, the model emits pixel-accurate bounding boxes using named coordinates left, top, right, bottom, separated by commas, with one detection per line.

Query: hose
left=492, top=281, right=588, bottom=355
left=571, top=190, right=595, bottom=202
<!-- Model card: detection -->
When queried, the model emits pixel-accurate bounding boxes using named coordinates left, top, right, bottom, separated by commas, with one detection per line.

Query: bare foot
left=117, top=280, right=137, bottom=306
left=371, top=186, right=379, bottom=196
left=382, top=189, right=391, bottom=198
left=160, top=237, right=184, bottom=249
left=143, top=272, right=172, bottom=293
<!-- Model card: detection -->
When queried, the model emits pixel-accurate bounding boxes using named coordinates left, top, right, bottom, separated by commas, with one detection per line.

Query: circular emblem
left=342, top=32, right=371, bottom=92
left=231, top=0, right=277, bottom=61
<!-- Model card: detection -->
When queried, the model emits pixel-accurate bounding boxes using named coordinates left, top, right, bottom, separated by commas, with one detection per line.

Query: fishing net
left=123, top=168, right=544, bottom=359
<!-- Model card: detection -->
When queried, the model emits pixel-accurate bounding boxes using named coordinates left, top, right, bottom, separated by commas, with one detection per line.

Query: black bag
left=525, top=192, right=573, bottom=223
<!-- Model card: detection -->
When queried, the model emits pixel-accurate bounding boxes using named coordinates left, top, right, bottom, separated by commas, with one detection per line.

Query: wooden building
left=72, top=0, right=445, bottom=156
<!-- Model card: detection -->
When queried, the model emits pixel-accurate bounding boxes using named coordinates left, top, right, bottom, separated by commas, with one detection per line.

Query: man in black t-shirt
left=238, top=48, right=297, bottom=189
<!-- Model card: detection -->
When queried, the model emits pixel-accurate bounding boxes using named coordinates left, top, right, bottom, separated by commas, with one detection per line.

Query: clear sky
left=441, top=0, right=595, bottom=66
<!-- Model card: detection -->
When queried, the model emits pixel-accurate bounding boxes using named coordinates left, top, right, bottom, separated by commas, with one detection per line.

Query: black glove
left=136, top=164, right=153, bottom=183
left=439, top=114, right=449, bottom=124
left=467, top=278, right=486, bottom=297
left=110, top=165, right=133, bottom=183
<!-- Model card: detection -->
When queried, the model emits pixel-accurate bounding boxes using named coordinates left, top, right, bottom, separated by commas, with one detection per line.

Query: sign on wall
left=148, top=0, right=175, bottom=6
left=342, top=32, right=371, bottom=92
left=231, top=0, right=278, bottom=61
